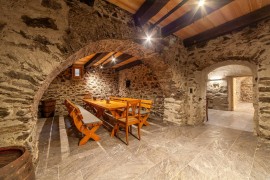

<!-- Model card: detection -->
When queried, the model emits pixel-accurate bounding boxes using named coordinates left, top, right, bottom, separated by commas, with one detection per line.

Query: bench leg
left=144, top=121, right=150, bottom=126
left=141, top=114, right=150, bottom=127
left=79, top=125, right=101, bottom=146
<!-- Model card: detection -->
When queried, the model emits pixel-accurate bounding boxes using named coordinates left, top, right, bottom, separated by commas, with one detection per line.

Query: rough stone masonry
left=0, top=0, right=270, bottom=163
left=0, top=0, right=187, bottom=161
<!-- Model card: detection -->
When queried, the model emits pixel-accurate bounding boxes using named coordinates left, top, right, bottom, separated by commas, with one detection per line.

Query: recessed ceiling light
left=112, top=56, right=116, bottom=62
left=100, top=65, right=103, bottom=69
left=146, top=34, right=152, bottom=42
left=198, top=0, right=205, bottom=6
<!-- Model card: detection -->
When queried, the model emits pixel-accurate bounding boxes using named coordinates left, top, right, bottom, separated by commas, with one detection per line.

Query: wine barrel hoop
left=0, top=146, right=35, bottom=180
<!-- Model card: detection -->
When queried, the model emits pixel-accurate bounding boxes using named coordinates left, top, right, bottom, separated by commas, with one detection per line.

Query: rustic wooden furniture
left=83, top=94, right=97, bottom=114
left=41, top=99, right=56, bottom=118
left=83, top=99, right=127, bottom=119
left=83, top=99, right=127, bottom=135
left=113, top=100, right=142, bottom=145
left=110, top=97, right=153, bottom=127
left=109, top=96, right=125, bottom=102
left=0, top=146, right=35, bottom=180
left=64, top=99, right=102, bottom=146
left=138, top=99, right=153, bottom=127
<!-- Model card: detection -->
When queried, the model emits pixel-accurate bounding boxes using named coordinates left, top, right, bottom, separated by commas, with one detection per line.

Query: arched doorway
left=200, top=60, right=258, bottom=134
left=33, top=39, right=172, bottom=115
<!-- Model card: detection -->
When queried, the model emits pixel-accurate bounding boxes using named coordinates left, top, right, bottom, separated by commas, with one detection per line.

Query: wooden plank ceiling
left=107, top=0, right=270, bottom=46
left=74, top=52, right=142, bottom=71
left=74, top=0, right=270, bottom=70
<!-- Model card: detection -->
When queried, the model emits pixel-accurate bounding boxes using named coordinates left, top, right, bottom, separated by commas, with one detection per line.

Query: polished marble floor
left=36, top=114, right=270, bottom=180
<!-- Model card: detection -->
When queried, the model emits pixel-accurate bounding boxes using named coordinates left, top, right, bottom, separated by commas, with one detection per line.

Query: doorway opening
left=205, top=64, right=255, bottom=132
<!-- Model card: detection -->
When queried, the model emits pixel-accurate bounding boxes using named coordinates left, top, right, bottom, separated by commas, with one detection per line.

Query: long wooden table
left=83, top=99, right=127, bottom=136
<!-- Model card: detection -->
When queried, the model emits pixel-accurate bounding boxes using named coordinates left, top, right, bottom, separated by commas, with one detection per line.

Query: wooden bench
left=139, top=99, right=153, bottom=127
left=64, top=99, right=103, bottom=146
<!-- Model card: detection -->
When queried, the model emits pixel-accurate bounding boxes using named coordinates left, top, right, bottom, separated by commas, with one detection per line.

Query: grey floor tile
left=35, top=106, right=269, bottom=180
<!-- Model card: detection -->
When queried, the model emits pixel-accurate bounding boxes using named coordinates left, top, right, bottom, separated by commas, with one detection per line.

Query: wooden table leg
left=95, top=107, right=105, bottom=118
left=110, top=110, right=119, bottom=137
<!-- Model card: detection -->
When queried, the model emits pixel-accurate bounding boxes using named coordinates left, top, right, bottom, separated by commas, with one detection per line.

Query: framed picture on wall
left=72, top=65, right=84, bottom=80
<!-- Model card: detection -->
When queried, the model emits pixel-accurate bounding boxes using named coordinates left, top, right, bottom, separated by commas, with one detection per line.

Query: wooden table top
left=83, top=99, right=127, bottom=110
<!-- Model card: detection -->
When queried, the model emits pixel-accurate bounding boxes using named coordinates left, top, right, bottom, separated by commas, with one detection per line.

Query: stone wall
left=235, top=77, right=243, bottom=103
left=0, top=0, right=70, bottom=159
left=207, top=80, right=228, bottom=110
left=118, top=64, right=164, bottom=120
left=241, top=77, right=253, bottom=102
left=41, top=67, right=118, bottom=116
left=2, top=0, right=270, bottom=163
left=0, top=0, right=189, bottom=160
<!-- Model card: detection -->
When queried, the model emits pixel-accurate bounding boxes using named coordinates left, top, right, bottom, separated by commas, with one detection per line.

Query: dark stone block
left=0, top=85, right=22, bottom=92
left=56, top=43, right=68, bottom=54
left=0, top=22, right=7, bottom=32
left=4, top=71, right=39, bottom=86
left=17, top=117, right=31, bottom=123
left=0, top=107, right=10, bottom=118
left=41, top=0, right=62, bottom=10
left=34, top=35, right=52, bottom=45
left=79, top=0, right=95, bottom=6
left=259, top=97, right=270, bottom=103
left=16, top=133, right=29, bottom=141
left=16, top=110, right=26, bottom=116
left=3, top=99, right=29, bottom=104
left=259, top=87, right=270, bottom=92
left=21, top=15, right=58, bottom=30
left=260, top=77, right=270, bottom=81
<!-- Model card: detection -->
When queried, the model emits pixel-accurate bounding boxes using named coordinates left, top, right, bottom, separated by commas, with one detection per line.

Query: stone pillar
left=257, top=49, right=270, bottom=138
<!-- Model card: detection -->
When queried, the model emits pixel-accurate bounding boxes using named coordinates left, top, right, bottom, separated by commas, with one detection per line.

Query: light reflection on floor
left=207, top=102, right=254, bottom=132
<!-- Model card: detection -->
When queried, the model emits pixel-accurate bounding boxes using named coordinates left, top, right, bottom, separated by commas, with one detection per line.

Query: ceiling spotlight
left=100, top=65, right=103, bottom=69
left=112, top=56, right=116, bottom=62
left=198, top=0, right=205, bottom=6
left=146, top=34, right=152, bottom=42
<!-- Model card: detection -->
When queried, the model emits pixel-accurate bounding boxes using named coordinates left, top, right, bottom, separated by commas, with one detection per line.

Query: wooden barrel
left=42, top=99, right=56, bottom=118
left=0, top=146, right=35, bottom=180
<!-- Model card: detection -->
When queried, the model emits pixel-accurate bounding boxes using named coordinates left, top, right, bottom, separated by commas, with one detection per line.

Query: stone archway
left=31, top=39, right=175, bottom=158
left=200, top=60, right=258, bottom=134
left=33, top=39, right=177, bottom=116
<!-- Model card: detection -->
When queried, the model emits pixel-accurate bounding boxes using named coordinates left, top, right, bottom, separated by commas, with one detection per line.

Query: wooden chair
left=125, top=98, right=153, bottom=127
left=111, top=97, right=153, bottom=127
left=64, top=99, right=102, bottom=146
left=114, top=100, right=141, bottom=145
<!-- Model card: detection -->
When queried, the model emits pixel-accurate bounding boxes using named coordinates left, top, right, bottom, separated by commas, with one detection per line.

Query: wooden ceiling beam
left=134, top=0, right=170, bottom=26
left=112, top=56, right=138, bottom=69
left=102, top=52, right=123, bottom=66
left=84, top=52, right=108, bottom=68
left=103, top=53, right=133, bottom=68
left=93, top=52, right=115, bottom=66
left=74, top=53, right=97, bottom=65
left=184, top=4, right=270, bottom=47
left=115, top=60, right=143, bottom=71
left=150, top=0, right=189, bottom=29
left=161, top=0, right=233, bottom=37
